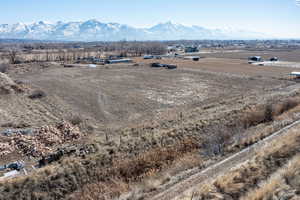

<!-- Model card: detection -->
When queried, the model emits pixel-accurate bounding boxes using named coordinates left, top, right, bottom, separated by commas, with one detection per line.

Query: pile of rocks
left=36, top=121, right=82, bottom=146
left=0, top=142, right=14, bottom=157
left=0, top=121, right=83, bottom=157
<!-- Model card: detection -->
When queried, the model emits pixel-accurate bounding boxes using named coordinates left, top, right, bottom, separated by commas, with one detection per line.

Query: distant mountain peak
left=160, top=21, right=178, bottom=26
left=0, top=19, right=270, bottom=41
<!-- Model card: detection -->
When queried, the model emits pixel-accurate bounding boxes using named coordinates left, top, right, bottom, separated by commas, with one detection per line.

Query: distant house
left=185, top=46, right=199, bottom=53
left=167, top=46, right=177, bottom=52
left=77, top=56, right=103, bottom=63
left=107, top=59, right=132, bottom=64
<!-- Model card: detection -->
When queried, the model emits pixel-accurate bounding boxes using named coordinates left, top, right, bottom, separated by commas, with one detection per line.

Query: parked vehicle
left=151, top=63, right=164, bottom=67
left=184, top=56, right=200, bottom=61
left=270, top=57, right=278, bottom=61
left=0, top=161, right=24, bottom=171
left=150, top=63, right=177, bottom=69
left=248, top=56, right=263, bottom=63
left=144, top=55, right=154, bottom=59
left=165, top=64, right=177, bottom=69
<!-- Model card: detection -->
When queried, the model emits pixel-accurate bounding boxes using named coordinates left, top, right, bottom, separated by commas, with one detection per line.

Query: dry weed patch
left=1, top=96, right=300, bottom=200
left=242, top=155, right=300, bottom=200
left=193, top=129, right=300, bottom=200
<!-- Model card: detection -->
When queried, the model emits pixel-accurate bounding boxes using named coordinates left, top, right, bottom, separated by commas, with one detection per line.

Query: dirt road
left=147, top=119, right=300, bottom=200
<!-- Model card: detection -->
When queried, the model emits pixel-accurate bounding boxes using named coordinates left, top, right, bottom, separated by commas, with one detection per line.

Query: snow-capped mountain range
left=0, top=20, right=270, bottom=41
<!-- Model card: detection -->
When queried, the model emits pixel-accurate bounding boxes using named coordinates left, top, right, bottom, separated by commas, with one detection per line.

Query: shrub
left=243, top=106, right=266, bottom=128
left=69, top=115, right=83, bottom=125
left=28, top=90, right=47, bottom=99
left=264, top=103, right=274, bottom=123
left=282, top=98, right=299, bottom=110
left=243, top=98, right=300, bottom=128
left=13, top=59, right=23, bottom=64
left=273, top=98, right=300, bottom=116
left=242, top=103, right=277, bottom=128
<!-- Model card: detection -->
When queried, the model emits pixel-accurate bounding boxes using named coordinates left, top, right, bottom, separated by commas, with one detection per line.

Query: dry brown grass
left=241, top=155, right=300, bottom=200
left=75, top=151, right=203, bottom=200
left=76, top=180, right=130, bottom=200
left=242, top=97, right=300, bottom=128
left=76, top=99, right=300, bottom=200
left=191, top=128, right=300, bottom=200
left=1, top=95, right=300, bottom=200
left=111, top=138, right=199, bottom=182
left=0, top=138, right=200, bottom=200
left=231, top=97, right=300, bottom=150
left=74, top=139, right=201, bottom=199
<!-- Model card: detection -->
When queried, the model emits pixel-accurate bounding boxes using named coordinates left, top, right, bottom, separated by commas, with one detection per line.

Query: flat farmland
left=8, top=58, right=292, bottom=128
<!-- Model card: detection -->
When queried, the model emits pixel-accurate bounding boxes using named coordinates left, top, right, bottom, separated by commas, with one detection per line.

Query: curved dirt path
left=147, top=120, right=300, bottom=200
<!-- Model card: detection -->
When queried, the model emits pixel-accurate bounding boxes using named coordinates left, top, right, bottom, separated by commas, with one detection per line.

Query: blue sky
left=0, top=0, right=300, bottom=38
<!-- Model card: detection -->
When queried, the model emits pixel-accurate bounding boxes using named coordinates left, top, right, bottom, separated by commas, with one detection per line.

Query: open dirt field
left=6, top=58, right=294, bottom=129
left=0, top=54, right=295, bottom=161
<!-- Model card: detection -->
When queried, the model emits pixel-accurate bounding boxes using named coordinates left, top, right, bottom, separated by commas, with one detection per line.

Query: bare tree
left=8, top=49, right=19, bottom=64
left=45, top=50, right=50, bottom=62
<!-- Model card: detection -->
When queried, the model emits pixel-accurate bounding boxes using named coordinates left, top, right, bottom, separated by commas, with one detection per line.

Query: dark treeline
left=0, top=41, right=168, bottom=63
left=0, top=40, right=167, bottom=55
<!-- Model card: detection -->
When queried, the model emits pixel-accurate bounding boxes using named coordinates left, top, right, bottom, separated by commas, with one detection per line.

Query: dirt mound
left=0, top=121, right=83, bottom=158
left=0, top=72, right=17, bottom=94
left=0, top=72, right=27, bottom=94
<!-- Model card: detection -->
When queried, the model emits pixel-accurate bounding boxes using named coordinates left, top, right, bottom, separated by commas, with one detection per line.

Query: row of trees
left=98, top=41, right=167, bottom=56
left=0, top=41, right=168, bottom=63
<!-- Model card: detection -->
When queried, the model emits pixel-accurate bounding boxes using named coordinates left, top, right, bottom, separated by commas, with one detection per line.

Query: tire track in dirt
left=147, top=119, right=300, bottom=200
